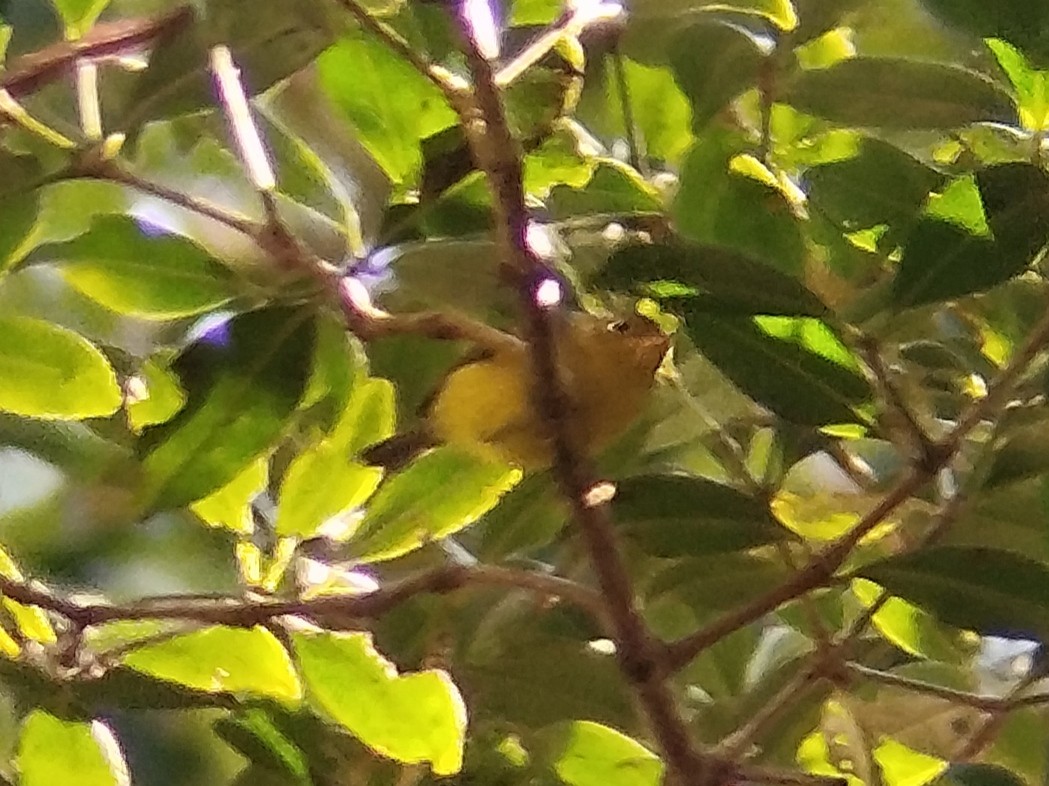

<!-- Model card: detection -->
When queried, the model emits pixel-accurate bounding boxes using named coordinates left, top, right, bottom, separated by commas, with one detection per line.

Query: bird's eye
left=608, top=320, right=630, bottom=334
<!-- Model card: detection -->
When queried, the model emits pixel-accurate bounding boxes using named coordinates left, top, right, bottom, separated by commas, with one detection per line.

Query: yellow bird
left=365, top=311, right=670, bottom=472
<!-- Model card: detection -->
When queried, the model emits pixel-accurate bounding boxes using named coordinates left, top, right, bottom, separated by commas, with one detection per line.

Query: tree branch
left=446, top=7, right=714, bottom=786
left=0, top=565, right=605, bottom=631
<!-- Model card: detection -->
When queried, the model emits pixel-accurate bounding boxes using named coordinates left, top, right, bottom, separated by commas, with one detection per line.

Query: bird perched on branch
left=364, top=311, right=670, bottom=472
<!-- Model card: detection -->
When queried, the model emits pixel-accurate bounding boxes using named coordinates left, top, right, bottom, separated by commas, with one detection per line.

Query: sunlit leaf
left=294, top=631, right=466, bottom=775
left=346, top=446, right=520, bottom=563
left=123, top=626, right=301, bottom=701
left=17, top=711, right=128, bottom=786
left=550, top=721, right=662, bottom=786
left=0, top=317, right=121, bottom=420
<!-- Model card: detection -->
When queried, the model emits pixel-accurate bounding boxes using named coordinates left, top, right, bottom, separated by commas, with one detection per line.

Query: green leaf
left=679, top=309, right=872, bottom=425
left=0, top=317, right=121, bottom=419
left=50, top=0, right=110, bottom=37
left=119, top=0, right=338, bottom=132
left=328, top=377, right=397, bottom=457
left=126, top=356, right=186, bottom=432
left=852, top=578, right=970, bottom=663
left=301, top=313, right=363, bottom=416
left=215, top=709, right=312, bottom=786
left=191, top=458, right=268, bottom=533
left=939, top=763, right=1028, bottom=786
left=36, top=216, right=237, bottom=319
left=294, top=631, right=466, bottom=775
left=892, top=220, right=1005, bottom=308
left=616, top=474, right=781, bottom=557
left=276, top=377, right=394, bottom=538
left=547, top=161, right=662, bottom=218
left=984, top=415, right=1049, bottom=487
left=987, top=39, right=1049, bottom=131
left=0, top=152, right=42, bottom=272
left=347, top=446, right=520, bottom=562
left=924, top=175, right=990, bottom=236
left=140, top=307, right=316, bottom=511
left=669, top=19, right=766, bottom=129
left=276, top=450, right=382, bottom=539
left=674, top=139, right=805, bottom=274
left=123, top=626, right=301, bottom=701
left=921, top=0, right=1049, bottom=69
left=17, top=710, right=128, bottom=786
left=608, top=58, right=694, bottom=164
left=859, top=546, right=1049, bottom=640
left=784, top=57, right=1019, bottom=129
left=805, top=137, right=944, bottom=233
left=893, top=164, right=1049, bottom=308
left=316, top=28, right=458, bottom=184
left=549, top=721, right=662, bottom=786
left=595, top=241, right=828, bottom=316
left=0, top=547, right=56, bottom=648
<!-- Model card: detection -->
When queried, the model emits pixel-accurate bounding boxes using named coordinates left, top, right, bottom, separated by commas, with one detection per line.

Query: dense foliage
left=2, top=0, right=1049, bottom=784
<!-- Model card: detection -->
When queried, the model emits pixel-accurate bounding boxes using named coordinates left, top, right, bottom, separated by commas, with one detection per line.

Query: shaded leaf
left=215, top=709, right=313, bottom=786
left=920, top=0, right=1049, bottom=69
left=595, top=241, right=828, bottom=316
left=140, top=307, right=316, bottom=510
left=0, top=317, right=121, bottom=420
left=680, top=309, right=872, bottom=425
left=984, top=415, right=1049, bottom=487
left=785, top=57, right=1018, bottom=129
left=123, top=626, right=301, bottom=701
left=120, top=0, right=338, bottom=132
left=860, top=546, right=1049, bottom=640
left=294, top=631, right=466, bottom=775
left=805, top=137, right=945, bottom=232
left=670, top=19, right=766, bottom=129
left=939, top=763, right=1028, bottom=786
left=674, top=139, right=805, bottom=274
left=892, top=220, right=1005, bottom=308
left=0, top=151, right=42, bottom=272
left=547, top=161, right=662, bottom=218
left=893, top=163, right=1049, bottom=308
left=616, top=474, right=781, bottom=557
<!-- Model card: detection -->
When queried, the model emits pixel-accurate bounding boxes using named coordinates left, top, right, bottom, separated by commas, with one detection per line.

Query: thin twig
left=494, top=4, right=623, bottom=88
left=666, top=301, right=1049, bottom=674
left=449, top=7, right=715, bottom=785
left=662, top=466, right=931, bottom=672
left=70, top=159, right=259, bottom=236
left=0, top=6, right=193, bottom=98
left=0, top=565, right=605, bottom=630
left=611, top=41, right=643, bottom=172
left=332, top=0, right=469, bottom=102
left=938, top=301, right=1049, bottom=456
left=858, top=335, right=933, bottom=464
left=845, top=662, right=1006, bottom=712
left=953, top=666, right=1043, bottom=761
